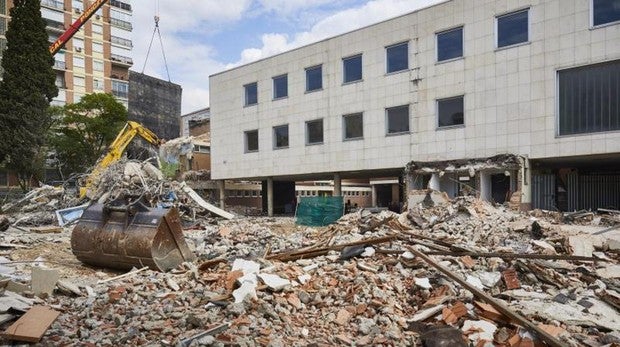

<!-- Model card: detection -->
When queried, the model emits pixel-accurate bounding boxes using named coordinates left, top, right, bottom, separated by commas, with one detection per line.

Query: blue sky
left=131, top=0, right=444, bottom=113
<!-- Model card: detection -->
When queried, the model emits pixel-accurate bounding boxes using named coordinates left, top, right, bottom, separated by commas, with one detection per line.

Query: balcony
left=111, top=36, right=133, bottom=48
left=110, top=53, right=133, bottom=66
left=53, top=60, right=66, bottom=70
left=112, top=89, right=128, bottom=99
left=110, top=0, right=132, bottom=12
left=41, top=0, right=64, bottom=11
left=45, top=19, right=65, bottom=32
left=110, top=18, right=132, bottom=30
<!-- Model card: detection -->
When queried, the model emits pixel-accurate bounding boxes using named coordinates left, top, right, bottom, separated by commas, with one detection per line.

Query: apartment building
left=210, top=0, right=620, bottom=215
left=0, top=0, right=133, bottom=107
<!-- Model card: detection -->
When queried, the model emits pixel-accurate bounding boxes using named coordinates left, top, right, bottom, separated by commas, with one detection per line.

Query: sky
left=130, top=0, right=444, bottom=114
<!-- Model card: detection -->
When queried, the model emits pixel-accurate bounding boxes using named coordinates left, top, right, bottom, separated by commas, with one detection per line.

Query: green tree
left=0, top=0, right=58, bottom=189
left=49, top=93, right=127, bottom=176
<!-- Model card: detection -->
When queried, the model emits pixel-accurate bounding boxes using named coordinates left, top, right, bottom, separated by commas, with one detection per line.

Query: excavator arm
left=80, top=121, right=162, bottom=198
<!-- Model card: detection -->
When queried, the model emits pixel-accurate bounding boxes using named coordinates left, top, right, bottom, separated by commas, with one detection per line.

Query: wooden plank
left=29, top=226, right=63, bottom=234
left=405, top=246, right=567, bottom=347
left=3, top=305, right=60, bottom=343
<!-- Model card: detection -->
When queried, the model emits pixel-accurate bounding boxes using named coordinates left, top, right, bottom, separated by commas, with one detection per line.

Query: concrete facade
left=128, top=71, right=182, bottom=140
left=210, top=0, right=620, bottom=184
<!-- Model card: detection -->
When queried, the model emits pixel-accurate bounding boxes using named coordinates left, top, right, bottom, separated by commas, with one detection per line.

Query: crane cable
left=141, top=0, right=171, bottom=81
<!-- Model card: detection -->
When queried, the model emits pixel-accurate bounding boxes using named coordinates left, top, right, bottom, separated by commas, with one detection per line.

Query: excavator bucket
left=71, top=202, right=195, bottom=271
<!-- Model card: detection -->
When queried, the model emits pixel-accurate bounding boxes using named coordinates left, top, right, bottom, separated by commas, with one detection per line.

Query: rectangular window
left=305, top=65, right=322, bottom=92
left=558, top=60, right=620, bottom=136
left=73, top=56, right=85, bottom=68
left=74, top=76, right=85, bottom=87
left=437, top=96, right=465, bottom=128
left=93, top=78, right=104, bottom=90
left=343, top=54, right=362, bottom=83
left=0, top=0, right=5, bottom=15
left=244, top=130, right=259, bottom=152
left=73, top=38, right=84, bottom=50
left=386, top=105, right=410, bottom=134
left=343, top=113, right=363, bottom=140
left=386, top=42, right=408, bottom=73
left=437, top=27, right=463, bottom=62
left=92, top=23, right=103, bottom=34
left=244, top=82, right=257, bottom=106
left=0, top=18, right=6, bottom=36
left=72, top=0, right=82, bottom=10
left=93, top=59, right=104, bottom=71
left=273, top=74, right=288, bottom=99
left=92, top=42, right=103, bottom=53
left=497, top=9, right=529, bottom=48
left=306, top=119, right=324, bottom=145
left=592, top=0, right=620, bottom=26
left=273, top=125, right=289, bottom=149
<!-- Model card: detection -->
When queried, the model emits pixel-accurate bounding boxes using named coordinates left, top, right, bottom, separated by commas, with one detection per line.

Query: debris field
left=0, top=162, right=619, bottom=346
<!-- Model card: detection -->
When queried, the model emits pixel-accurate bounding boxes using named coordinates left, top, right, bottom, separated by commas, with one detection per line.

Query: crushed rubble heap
left=1, top=194, right=619, bottom=346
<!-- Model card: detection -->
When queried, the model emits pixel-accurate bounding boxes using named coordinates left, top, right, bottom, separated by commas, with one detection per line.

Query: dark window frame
left=437, top=95, right=465, bottom=128
left=386, top=41, right=409, bottom=74
left=343, top=54, right=363, bottom=84
left=306, top=119, right=324, bottom=145
left=496, top=8, right=529, bottom=49
left=591, top=0, right=620, bottom=27
left=273, top=124, right=289, bottom=149
left=385, top=105, right=410, bottom=135
left=436, top=26, right=464, bottom=62
left=273, top=74, right=288, bottom=99
left=244, top=129, right=259, bottom=153
left=305, top=65, right=323, bottom=92
left=244, top=82, right=258, bottom=106
left=343, top=113, right=364, bottom=140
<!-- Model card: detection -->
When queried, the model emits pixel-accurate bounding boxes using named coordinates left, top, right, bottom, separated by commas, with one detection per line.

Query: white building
left=210, top=0, right=620, bottom=215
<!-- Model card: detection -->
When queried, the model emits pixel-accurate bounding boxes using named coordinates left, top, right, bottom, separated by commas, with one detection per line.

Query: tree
left=49, top=93, right=127, bottom=177
left=0, top=0, right=57, bottom=189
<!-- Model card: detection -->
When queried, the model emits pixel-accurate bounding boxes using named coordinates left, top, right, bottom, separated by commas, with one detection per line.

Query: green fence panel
left=295, top=196, right=344, bottom=226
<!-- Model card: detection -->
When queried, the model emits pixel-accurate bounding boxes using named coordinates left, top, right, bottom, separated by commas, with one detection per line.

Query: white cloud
left=257, top=0, right=335, bottom=15
left=231, top=0, right=445, bottom=67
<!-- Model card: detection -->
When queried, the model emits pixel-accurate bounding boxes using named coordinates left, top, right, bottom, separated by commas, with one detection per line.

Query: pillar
left=371, top=184, right=378, bottom=207
left=267, top=177, right=274, bottom=217
left=217, top=180, right=225, bottom=209
left=520, top=156, right=532, bottom=211
left=333, top=173, right=342, bottom=196
left=429, top=173, right=441, bottom=191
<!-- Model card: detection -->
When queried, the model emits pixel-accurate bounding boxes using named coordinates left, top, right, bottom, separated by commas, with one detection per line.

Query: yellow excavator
left=79, top=120, right=162, bottom=198
left=72, top=121, right=195, bottom=272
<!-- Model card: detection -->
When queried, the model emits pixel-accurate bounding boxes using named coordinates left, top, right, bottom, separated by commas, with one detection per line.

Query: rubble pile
left=0, top=185, right=81, bottom=228
left=0, top=194, right=619, bottom=346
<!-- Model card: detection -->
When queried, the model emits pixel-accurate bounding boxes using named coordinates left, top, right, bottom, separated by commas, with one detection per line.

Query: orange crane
left=49, top=0, right=108, bottom=56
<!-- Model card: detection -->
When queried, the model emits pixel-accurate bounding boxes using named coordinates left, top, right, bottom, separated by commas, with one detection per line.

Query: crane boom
left=49, top=0, right=109, bottom=56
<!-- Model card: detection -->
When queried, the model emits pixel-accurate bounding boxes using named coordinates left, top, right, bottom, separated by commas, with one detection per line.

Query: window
left=0, top=18, right=6, bottom=36
left=93, top=78, right=104, bottom=91
left=73, top=56, right=85, bottom=68
left=92, top=23, right=103, bottom=34
left=72, top=0, right=82, bottom=10
left=437, top=96, right=465, bottom=128
left=386, top=42, right=408, bottom=73
left=558, top=60, right=620, bottom=136
left=496, top=9, right=529, bottom=48
left=273, top=125, right=289, bottom=149
left=74, top=76, right=85, bottom=87
left=386, top=105, right=410, bottom=134
left=273, top=74, right=288, bottom=99
left=305, top=65, right=322, bottom=92
left=92, top=42, right=103, bottom=53
left=245, top=130, right=258, bottom=152
left=93, top=59, right=104, bottom=71
left=73, top=38, right=84, bottom=51
left=306, top=119, right=323, bottom=145
left=437, top=27, right=463, bottom=62
left=244, top=82, right=257, bottom=106
left=343, top=113, right=363, bottom=140
left=343, top=54, right=362, bottom=83
left=112, top=80, right=128, bottom=98
left=0, top=0, right=5, bottom=15
left=592, top=0, right=620, bottom=26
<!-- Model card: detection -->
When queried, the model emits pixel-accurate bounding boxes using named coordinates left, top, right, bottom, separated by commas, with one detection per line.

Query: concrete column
left=429, top=173, right=441, bottom=191
left=371, top=184, right=378, bottom=207
left=267, top=177, right=274, bottom=217
left=520, top=157, right=532, bottom=211
left=479, top=171, right=491, bottom=202
left=333, top=173, right=342, bottom=196
left=217, top=180, right=225, bottom=209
